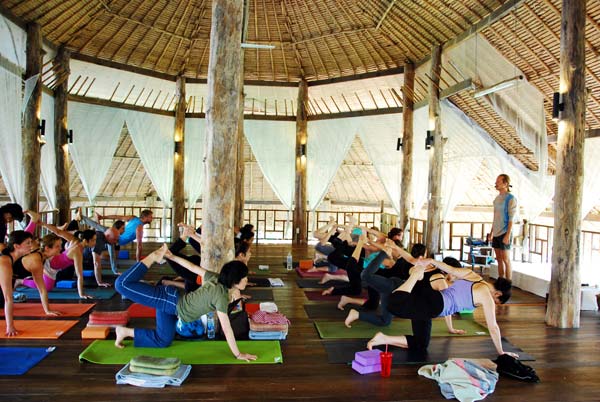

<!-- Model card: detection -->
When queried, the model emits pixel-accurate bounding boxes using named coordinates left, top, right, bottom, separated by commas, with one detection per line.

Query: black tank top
left=12, top=249, right=42, bottom=280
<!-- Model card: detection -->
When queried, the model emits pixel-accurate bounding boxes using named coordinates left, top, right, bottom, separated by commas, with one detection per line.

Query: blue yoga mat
left=83, top=270, right=117, bottom=278
left=0, top=346, right=54, bottom=375
left=14, top=287, right=116, bottom=300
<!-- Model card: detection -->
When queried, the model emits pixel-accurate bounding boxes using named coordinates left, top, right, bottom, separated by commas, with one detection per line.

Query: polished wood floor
left=2, top=243, right=600, bottom=401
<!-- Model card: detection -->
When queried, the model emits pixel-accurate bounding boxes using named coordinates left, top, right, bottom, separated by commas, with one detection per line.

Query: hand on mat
left=5, top=326, right=19, bottom=337
left=79, top=293, right=95, bottom=300
left=97, top=281, right=112, bottom=288
left=448, top=328, right=466, bottom=335
left=45, top=309, right=61, bottom=316
left=236, top=352, right=257, bottom=362
left=502, top=351, right=519, bottom=358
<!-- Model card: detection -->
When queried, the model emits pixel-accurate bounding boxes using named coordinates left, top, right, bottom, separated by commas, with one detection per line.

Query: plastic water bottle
left=206, top=312, right=215, bottom=339
left=286, top=251, right=293, bottom=271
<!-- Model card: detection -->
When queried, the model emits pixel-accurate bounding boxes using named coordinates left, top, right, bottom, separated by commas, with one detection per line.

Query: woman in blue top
left=357, top=253, right=515, bottom=358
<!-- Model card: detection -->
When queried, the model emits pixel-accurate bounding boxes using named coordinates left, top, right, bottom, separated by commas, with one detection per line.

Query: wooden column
left=425, top=45, right=443, bottom=254
left=546, top=0, right=586, bottom=328
left=201, top=0, right=243, bottom=271
left=293, top=79, right=308, bottom=244
left=54, top=45, right=70, bottom=224
left=171, top=75, right=186, bottom=241
left=22, top=23, right=43, bottom=214
left=399, top=61, right=415, bottom=243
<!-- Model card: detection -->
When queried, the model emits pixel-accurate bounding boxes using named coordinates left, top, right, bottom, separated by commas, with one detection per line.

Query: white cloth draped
left=0, top=65, right=24, bottom=204
left=411, top=107, right=432, bottom=217
left=582, top=137, right=600, bottom=218
left=307, top=118, right=358, bottom=210
left=244, top=120, right=296, bottom=209
left=68, top=101, right=125, bottom=204
left=123, top=110, right=175, bottom=206
left=184, top=118, right=206, bottom=206
left=40, top=92, right=57, bottom=209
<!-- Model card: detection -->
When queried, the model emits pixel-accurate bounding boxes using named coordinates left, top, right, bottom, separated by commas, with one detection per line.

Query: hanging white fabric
left=184, top=118, right=206, bottom=207
left=124, top=110, right=175, bottom=206
left=40, top=92, right=56, bottom=210
left=411, top=106, right=432, bottom=218
left=68, top=101, right=125, bottom=204
left=0, top=15, right=26, bottom=69
left=0, top=65, right=24, bottom=204
left=21, top=74, right=39, bottom=115
left=244, top=120, right=296, bottom=209
left=581, top=137, right=600, bottom=219
left=306, top=118, right=358, bottom=210
left=356, top=114, right=403, bottom=213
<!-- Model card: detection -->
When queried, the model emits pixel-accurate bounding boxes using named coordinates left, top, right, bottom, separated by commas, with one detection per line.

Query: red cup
left=380, top=351, right=393, bottom=377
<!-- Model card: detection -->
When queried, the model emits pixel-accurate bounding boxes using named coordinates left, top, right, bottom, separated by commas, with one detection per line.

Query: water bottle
left=286, top=251, right=293, bottom=271
left=206, top=312, right=215, bottom=339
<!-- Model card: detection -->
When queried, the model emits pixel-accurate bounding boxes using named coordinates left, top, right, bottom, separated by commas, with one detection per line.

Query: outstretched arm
left=0, top=258, right=17, bottom=336
left=38, top=221, right=77, bottom=243
left=420, top=259, right=482, bottom=282
left=164, top=250, right=208, bottom=279
left=26, top=256, right=60, bottom=316
left=216, top=310, right=257, bottom=361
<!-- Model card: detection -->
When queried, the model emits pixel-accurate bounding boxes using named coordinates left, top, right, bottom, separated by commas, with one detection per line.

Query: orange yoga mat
left=0, top=320, right=79, bottom=339
left=126, top=303, right=156, bottom=318
left=0, top=303, right=96, bottom=318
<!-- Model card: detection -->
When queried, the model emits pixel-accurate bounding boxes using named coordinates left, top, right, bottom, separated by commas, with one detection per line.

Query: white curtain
left=184, top=118, right=206, bottom=206
left=0, top=15, right=26, bottom=69
left=68, top=101, right=125, bottom=204
left=356, top=114, right=403, bottom=213
left=124, top=110, right=175, bottom=205
left=0, top=66, right=24, bottom=204
left=244, top=120, right=296, bottom=209
left=40, top=92, right=56, bottom=210
left=582, top=137, right=600, bottom=218
left=307, top=118, right=358, bottom=210
left=411, top=107, right=431, bottom=217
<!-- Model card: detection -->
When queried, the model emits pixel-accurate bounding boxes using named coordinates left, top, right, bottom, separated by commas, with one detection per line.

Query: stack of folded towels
left=88, top=310, right=130, bottom=327
left=116, top=356, right=191, bottom=388
left=248, top=307, right=290, bottom=340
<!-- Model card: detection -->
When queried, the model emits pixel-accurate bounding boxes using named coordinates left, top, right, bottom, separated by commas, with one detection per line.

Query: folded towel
left=116, top=363, right=191, bottom=388
left=268, top=278, right=284, bottom=287
left=129, top=364, right=179, bottom=376
left=89, top=311, right=129, bottom=326
left=259, top=302, right=278, bottom=312
left=251, top=311, right=290, bottom=325
left=130, top=355, right=181, bottom=370
left=249, top=330, right=287, bottom=340
left=248, top=318, right=288, bottom=332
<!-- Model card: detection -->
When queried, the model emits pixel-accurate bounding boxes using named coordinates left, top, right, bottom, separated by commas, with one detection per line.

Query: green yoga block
left=460, top=309, right=474, bottom=314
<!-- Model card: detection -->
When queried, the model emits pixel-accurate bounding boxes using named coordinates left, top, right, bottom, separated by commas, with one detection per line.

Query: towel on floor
left=259, top=302, right=278, bottom=312
left=268, top=278, right=284, bottom=287
left=418, top=358, right=498, bottom=402
left=116, top=363, right=191, bottom=388
left=249, top=330, right=287, bottom=340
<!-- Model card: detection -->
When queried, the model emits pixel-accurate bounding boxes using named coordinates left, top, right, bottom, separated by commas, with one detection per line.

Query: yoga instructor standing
left=488, top=174, right=517, bottom=280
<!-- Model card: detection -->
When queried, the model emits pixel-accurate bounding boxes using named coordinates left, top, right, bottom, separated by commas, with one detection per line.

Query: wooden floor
left=2, top=243, right=600, bottom=401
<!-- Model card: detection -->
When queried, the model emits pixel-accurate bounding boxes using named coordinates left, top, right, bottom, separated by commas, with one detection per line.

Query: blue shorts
left=492, top=235, right=511, bottom=250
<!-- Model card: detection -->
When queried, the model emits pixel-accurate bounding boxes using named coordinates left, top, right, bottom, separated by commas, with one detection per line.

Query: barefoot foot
left=338, top=295, right=350, bottom=311
left=114, top=326, right=132, bottom=349
left=344, top=309, right=359, bottom=328
left=322, top=286, right=334, bottom=296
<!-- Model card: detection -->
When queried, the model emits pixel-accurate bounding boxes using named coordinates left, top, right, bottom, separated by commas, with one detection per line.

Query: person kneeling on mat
left=114, top=244, right=257, bottom=362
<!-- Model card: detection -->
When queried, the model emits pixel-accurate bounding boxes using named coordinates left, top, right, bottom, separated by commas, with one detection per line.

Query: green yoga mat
left=314, top=318, right=489, bottom=339
left=79, top=340, right=283, bottom=365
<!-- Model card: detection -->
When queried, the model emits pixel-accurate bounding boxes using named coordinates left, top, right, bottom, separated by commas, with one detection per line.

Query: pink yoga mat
left=296, top=267, right=347, bottom=278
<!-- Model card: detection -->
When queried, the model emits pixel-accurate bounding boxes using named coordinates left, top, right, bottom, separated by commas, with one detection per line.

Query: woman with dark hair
left=0, top=231, right=34, bottom=336
left=358, top=254, right=516, bottom=357
left=114, top=245, right=257, bottom=361
left=0, top=203, right=24, bottom=248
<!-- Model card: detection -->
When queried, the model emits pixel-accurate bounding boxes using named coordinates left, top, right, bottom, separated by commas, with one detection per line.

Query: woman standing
left=488, top=174, right=517, bottom=280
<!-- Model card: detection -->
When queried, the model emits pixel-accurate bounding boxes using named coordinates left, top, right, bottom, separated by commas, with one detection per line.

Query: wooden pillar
left=425, top=44, right=443, bottom=254
left=293, top=79, right=308, bottom=244
left=201, top=0, right=243, bottom=271
left=54, top=45, right=70, bottom=224
left=399, top=61, right=415, bottom=244
left=546, top=0, right=586, bottom=328
left=171, top=75, right=186, bottom=241
left=22, top=23, right=43, bottom=214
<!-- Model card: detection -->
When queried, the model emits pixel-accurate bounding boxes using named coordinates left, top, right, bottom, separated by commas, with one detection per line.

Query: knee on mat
left=114, top=276, right=127, bottom=295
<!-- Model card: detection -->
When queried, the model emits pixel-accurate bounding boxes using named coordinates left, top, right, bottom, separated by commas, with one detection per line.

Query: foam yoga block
left=352, top=359, right=381, bottom=375
left=355, top=350, right=381, bottom=366
left=56, top=280, right=77, bottom=289
left=82, top=326, right=110, bottom=340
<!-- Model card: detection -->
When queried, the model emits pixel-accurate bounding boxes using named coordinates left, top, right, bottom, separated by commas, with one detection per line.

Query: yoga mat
left=244, top=289, right=274, bottom=301
left=296, top=268, right=347, bottom=278
left=247, top=277, right=272, bottom=287
left=0, top=303, right=96, bottom=318
left=304, top=290, right=367, bottom=302
left=127, top=303, right=156, bottom=318
left=304, top=304, right=366, bottom=320
left=79, top=340, right=283, bottom=365
left=0, top=346, right=54, bottom=375
left=14, top=287, right=116, bottom=300
left=296, top=279, right=348, bottom=289
left=0, top=320, right=78, bottom=339
left=323, top=337, right=535, bottom=365
left=314, top=319, right=489, bottom=339
left=83, top=269, right=117, bottom=278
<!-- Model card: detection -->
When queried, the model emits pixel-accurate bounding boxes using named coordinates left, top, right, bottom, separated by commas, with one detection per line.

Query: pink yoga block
left=355, top=349, right=382, bottom=366
left=352, top=360, right=381, bottom=375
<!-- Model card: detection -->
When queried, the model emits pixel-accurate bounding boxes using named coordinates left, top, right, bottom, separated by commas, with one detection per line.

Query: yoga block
left=299, top=260, right=313, bottom=270
left=89, top=310, right=129, bottom=326
left=118, top=250, right=129, bottom=259
left=83, top=270, right=94, bottom=278
left=56, top=280, right=77, bottom=289
left=352, top=359, right=381, bottom=375
left=82, top=326, right=110, bottom=339
left=355, top=349, right=382, bottom=366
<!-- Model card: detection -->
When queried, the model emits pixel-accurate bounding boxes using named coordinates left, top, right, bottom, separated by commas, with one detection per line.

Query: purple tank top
left=438, top=279, right=477, bottom=317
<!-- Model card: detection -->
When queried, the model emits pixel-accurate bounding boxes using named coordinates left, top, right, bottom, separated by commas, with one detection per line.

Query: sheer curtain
left=356, top=114, right=403, bottom=213
left=40, top=92, right=56, bottom=209
left=184, top=118, right=206, bottom=206
left=68, top=101, right=125, bottom=204
left=0, top=66, right=24, bottom=204
left=244, top=120, right=296, bottom=209
left=124, top=110, right=175, bottom=205
left=307, top=118, right=358, bottom=210
left=582, top=137, right=600, bottom=218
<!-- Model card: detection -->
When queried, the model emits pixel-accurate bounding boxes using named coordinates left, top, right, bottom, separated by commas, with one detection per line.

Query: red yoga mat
left=296, top=267, right=347, bottom=278
left=0, top=303, right=96, bottom=318
left=127, top=303, right=156, bottom=318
